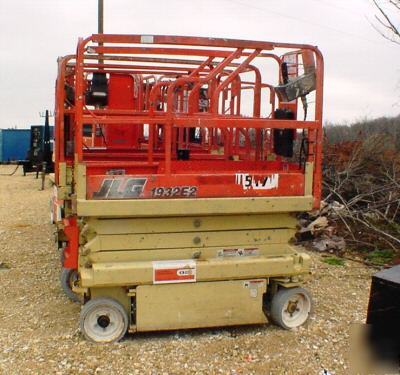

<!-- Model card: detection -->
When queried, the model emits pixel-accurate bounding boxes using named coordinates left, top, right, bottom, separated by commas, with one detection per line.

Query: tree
left=372, top=0, right=400, bottom=44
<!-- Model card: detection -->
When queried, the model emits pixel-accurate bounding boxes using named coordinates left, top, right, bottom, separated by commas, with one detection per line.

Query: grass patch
left=322, top=256, right=345, bottom=266
left=366, top=249, right=394, bottom=266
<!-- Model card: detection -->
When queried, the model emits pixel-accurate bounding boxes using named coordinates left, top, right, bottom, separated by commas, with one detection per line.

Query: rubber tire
left=270, top=287, right=313, bottom=330
left=80, top=298, right=128, bottom=343
left=60, top=267, right=81, bottom=303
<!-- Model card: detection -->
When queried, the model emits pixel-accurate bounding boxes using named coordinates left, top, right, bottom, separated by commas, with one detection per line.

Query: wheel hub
left=286, top=299, right=300, bottom=316
left=68, top=270, right=78, bottom=289
left=97, top=315, right=111, bottom=329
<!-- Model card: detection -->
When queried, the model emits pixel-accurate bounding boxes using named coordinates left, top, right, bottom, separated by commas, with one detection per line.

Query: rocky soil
left=0, top=165, right=375, bottom=374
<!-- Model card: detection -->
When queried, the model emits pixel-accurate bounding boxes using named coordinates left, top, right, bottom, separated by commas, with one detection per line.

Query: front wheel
left=270, top=287, right=313, bottom=329
left=80, top=298, right=129, bottom=343
left=60, top=267, right=81, bottom=303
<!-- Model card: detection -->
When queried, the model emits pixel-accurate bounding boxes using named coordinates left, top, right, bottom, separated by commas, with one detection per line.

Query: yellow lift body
left=53, top=34, right=323, bottom=342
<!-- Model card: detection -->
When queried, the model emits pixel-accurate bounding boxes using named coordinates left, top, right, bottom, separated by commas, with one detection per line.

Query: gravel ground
left=0, top=165, right=375, bottom=375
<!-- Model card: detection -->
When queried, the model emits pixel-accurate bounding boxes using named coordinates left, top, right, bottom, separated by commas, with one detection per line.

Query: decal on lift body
left=50, top=185, right=62, bottom=223
left=152, top=259, right=196, bottom=284
left=151, top=186, right=197, bottom=198
left=217, top=248, right=259, bottom=258
left=235, top=173, right=279, bottom=190
left=92, top=177, right=147, bottom=199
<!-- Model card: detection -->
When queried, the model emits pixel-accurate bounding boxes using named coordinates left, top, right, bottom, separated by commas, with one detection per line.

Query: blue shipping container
left=0, top=129, right=31, bottom=162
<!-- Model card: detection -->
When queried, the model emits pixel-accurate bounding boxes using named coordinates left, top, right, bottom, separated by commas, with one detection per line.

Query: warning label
left=152, top=260, right=196, bottom=284
left=217, top=248, right=259, bottom=258
left=243, top=279, right=266, bottom=289
left=243, top=279, right=266, bottom=298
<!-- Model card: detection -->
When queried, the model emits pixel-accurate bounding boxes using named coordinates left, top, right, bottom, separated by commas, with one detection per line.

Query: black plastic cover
left=85, top=73, right=108, bottom=107
left=273, top=109, right=295, bottom=158
left=366, top=265, right=400, bottom=368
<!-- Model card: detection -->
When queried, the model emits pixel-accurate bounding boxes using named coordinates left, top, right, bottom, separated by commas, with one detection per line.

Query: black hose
left=299, top=134, right=309, bottom=170
left=0, top=164, right=20, bottom=176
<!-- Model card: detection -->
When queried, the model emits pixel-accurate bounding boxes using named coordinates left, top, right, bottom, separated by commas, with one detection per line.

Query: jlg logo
left=177, top=269, right=194, bottom=277
left=92, top=177, right=147, bottom=199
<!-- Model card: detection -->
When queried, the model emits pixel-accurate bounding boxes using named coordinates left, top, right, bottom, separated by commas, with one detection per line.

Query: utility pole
left=98, top=0, right=104, bottom=65
left=43, top=110, right=51, bottom=168
left=39, top=110, right=54, bottom=173
left=98, top=0, right=104, bottom=34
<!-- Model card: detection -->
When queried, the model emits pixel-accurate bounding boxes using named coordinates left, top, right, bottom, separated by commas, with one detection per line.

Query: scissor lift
left=53, top=34, right=323, bottom=343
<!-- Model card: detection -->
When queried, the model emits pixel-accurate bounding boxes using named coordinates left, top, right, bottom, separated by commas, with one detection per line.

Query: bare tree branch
left=372, top=0, right=400, bottom=44
left=389, top=0, right=400, bottom=11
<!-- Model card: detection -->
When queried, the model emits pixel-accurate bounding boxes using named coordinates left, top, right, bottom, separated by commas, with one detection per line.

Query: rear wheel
left=80, top=298, right=128, bottom=343
left=60, top=267, right=80, bottom=303
left=270, top=287, right=312, bottom=329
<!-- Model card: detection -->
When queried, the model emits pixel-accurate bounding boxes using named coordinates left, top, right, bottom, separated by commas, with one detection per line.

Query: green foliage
left=322, top=256, right=345, bottom=266
left=366, top=249, right=395, bottom=266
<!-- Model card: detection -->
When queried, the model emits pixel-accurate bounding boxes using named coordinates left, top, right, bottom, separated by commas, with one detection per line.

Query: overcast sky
left=0, top=0, right=399, bottom=128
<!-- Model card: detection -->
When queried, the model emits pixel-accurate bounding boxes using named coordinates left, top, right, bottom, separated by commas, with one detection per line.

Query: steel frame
left=55, top=34, right=323, bottom=205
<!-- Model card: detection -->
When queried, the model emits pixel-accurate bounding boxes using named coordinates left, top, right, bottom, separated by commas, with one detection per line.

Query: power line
left=308, top=0, right=360, bottom=15
left=228, top=0, right=382, bottom=46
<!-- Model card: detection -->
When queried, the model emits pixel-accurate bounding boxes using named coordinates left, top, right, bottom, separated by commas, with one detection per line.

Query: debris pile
left=298, top=134, right=400, bottom=264
left=297, top=201, right=346, bottom=253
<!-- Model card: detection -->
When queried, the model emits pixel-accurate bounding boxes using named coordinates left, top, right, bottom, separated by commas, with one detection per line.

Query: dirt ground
left=0, top=165, right=375, bottom=375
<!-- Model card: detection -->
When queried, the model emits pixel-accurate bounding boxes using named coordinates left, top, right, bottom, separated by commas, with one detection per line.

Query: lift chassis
left=53, top=34, right=323, bottom=343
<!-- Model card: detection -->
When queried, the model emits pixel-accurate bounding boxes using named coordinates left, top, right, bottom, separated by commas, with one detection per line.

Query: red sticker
left=152, top=260, right=196, bottom=284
